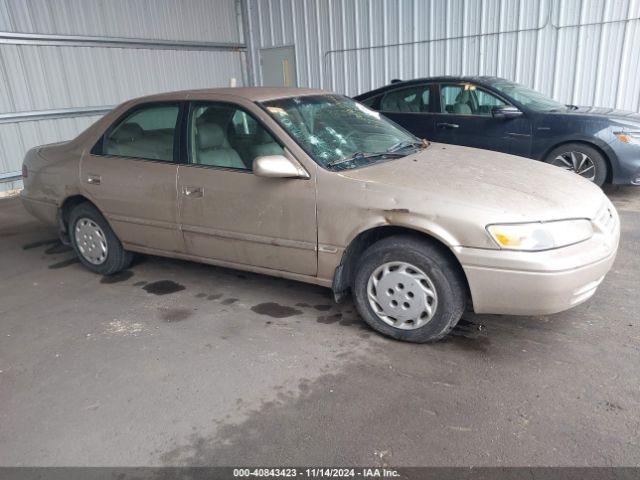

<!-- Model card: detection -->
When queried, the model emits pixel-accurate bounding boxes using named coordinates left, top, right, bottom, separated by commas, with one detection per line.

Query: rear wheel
left=544, top=143, right=608, bottom=186
left=68, top=202, right=132, bottom=275
left=352, top=235, right=466, bottom=343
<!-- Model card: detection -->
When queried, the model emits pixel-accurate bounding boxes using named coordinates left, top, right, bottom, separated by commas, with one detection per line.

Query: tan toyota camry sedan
left=21, top=87, right=620, bottom=342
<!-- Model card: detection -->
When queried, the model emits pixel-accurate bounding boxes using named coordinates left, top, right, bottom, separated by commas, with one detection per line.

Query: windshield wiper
left=566, top=104, right=579, bottom=110
left=387, top=138, right=430, bottom=153
left=327, top=151, right=404, bottom=167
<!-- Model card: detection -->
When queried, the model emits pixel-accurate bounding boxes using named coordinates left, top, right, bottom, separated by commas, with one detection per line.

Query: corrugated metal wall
left=246, top=0, right=640, bottom=111
left=4, top=0, right=640, bottom=194
left=0, top=0, right=245, bottom=193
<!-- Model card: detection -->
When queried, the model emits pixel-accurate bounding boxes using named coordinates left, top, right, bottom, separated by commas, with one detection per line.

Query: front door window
left=188, top=103, right=284, bottom=170
left=440, top=84, right=507, bottom=116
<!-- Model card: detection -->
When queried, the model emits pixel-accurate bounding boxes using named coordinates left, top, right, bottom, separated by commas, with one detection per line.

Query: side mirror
left=253, top=155, right=309, bottom=179
left=492, top=106, right=523, bottom=119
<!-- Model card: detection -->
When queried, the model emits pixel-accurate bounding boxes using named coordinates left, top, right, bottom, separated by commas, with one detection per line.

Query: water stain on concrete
left=443, top=318, right=490, bottom=353
left=133, top=281, right=148, bottom=287
left=100, top=270, right=134, bottom=284
left=251, top=302, right=302, bottom=319
left=48, top=257, right=79, bottom=269
left=195, top=293, right=207, bottom=298
left=158, top=369, right=375, bottom=466
left=317, top=313, right=343, bottom=324
left=457, top=318, right=485, bottom=332
left=221, top=298, right=238, bottom=305
left=143, top=280, right=186, bottom=296
left=208, top=294, right=223, bottom=300
left=159, top=307, right=193, bottom=323
left=338, top=316, right=363, bottom=327
left=22, top=238, right=58, bottom=250
left=314, top=304, right=332, bottom=311
left=317, top=312, right=364, bottom=328
left=295, top=302, right=311, bottom=308
left=44, top=242, right=72, bottom=255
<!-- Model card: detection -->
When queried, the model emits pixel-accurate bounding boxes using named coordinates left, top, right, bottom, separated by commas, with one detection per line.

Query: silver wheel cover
left=550, top=151, right=596, bottom=181
left=74, top=217, right=108, bottom=265
left=366, top=261, right=438, bottom=330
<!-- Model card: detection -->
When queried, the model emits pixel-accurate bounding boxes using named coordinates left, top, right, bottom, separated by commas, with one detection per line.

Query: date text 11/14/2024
left=233, top=467, right=401, bottom=478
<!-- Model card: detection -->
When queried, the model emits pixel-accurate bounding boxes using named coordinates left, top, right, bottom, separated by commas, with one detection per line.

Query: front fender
left=342, top=209, right=462, bottom=250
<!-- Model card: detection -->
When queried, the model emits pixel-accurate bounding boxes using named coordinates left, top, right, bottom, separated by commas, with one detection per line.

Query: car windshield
left=491, top=81, right=568, bottom=112
left=261, top=94, right=423, bottom=170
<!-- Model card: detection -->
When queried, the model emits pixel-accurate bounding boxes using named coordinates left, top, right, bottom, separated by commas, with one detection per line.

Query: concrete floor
left=1, top=188, right=639, bottom=467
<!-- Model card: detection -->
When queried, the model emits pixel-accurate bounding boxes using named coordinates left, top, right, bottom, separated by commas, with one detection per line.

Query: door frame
left=176, top=97, right=318, bottom=276
left=259, top=45, right=298, bottom=87
left=432, top=82, right=532, bottom=156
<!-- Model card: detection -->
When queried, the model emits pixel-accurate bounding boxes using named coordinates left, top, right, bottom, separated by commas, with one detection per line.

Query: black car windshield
left=261, top=94, right=422, bottom=170
left=491, top=81, right=568, bottom=112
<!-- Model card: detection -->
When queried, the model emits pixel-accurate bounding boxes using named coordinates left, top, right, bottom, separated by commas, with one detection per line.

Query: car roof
left=354, top=76, right=510, bottom=99
left=129, top=87, right=329, bottom=104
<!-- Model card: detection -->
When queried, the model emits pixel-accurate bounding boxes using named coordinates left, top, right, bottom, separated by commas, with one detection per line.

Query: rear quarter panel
left=22, top=141, right=84, bottom=206
left=21, top=99, right=140, bottom=218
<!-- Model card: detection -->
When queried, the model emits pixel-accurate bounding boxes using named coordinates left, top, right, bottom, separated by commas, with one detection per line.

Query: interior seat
left=381, top=90, right=421, bottom=112
left=250, top=128, right=284, bottom=159
left=196, top=123, right=244, bottom=169
left=452, top=90, right=473, bottom=115
left=452, top=102, right=472, bottom=114
left=107, top=123, right=145, bottom=157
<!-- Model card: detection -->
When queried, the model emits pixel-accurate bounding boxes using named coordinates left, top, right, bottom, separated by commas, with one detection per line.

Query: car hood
left=337, top=143, right=605, bottom=223
left=558, top=106, right=640, bottom=126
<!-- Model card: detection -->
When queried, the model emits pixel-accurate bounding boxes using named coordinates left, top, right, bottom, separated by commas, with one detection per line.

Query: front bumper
left=455, top=204, right=620, bottom=316
left=608, top=140, right=640, bottom=185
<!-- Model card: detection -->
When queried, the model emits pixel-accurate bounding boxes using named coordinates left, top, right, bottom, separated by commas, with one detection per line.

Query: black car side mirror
left=492, top=106, right=523, bottom=119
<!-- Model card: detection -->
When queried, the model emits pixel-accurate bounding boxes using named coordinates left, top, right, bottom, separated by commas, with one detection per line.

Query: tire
left=352, top=235, right=466, bottom=343
left=544, top=143, right=608, bottom=187
left=68, top=202, right=133, bottom=275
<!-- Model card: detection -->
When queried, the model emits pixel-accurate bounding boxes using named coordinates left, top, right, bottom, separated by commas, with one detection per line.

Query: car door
left=377, top=84, right=436, bottom=140
left=433, top=83, right=532, bottom=157
left=177, top=100, right=317, bottom=276
left=81, top=102, right=184, bottom=252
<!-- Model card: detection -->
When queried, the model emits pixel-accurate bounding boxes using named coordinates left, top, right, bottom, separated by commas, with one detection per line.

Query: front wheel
left=68, top=202, right=133, bottom=275
left=352, top=236, right=466, bottom=343
left=544, top=143, right=608, bottom=186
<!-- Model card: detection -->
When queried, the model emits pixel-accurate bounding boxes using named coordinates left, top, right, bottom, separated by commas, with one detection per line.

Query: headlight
left=615, top=131, right=640, bottom=145
left=487, top=219, right=593, bottom=251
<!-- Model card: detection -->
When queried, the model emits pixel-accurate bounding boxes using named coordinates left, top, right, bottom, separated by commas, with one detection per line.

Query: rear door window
left=100, top=104, right=180, bottom=162
left=380, top=85, right=430, bottom=113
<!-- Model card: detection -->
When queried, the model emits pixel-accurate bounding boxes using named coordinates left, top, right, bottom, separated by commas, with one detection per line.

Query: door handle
left=436, top=122, right=459, bottom=129
left=183, top=186, right=203, bottom=198
left=86, top=174, right=101, bottom=185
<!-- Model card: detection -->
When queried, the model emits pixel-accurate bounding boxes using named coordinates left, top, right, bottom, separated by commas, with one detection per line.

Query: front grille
left=594, top=201, right=616, bottom=234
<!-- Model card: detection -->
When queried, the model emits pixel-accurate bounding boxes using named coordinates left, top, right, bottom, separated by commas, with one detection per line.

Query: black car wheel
left=352, top=235, right=466, bottom=343
left=68, top=202, right=133, bottom=275
left=544, top=143, right=608, bottom=186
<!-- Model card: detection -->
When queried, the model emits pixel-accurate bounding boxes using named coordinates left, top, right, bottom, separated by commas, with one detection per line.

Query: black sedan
left=354, top=76, right=640, bottom=186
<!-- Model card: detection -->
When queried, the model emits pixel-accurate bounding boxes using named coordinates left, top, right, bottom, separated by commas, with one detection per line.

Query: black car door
left=432, top=83, right=532, bottom=157
left=376, top=84, right=437, bottom=141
